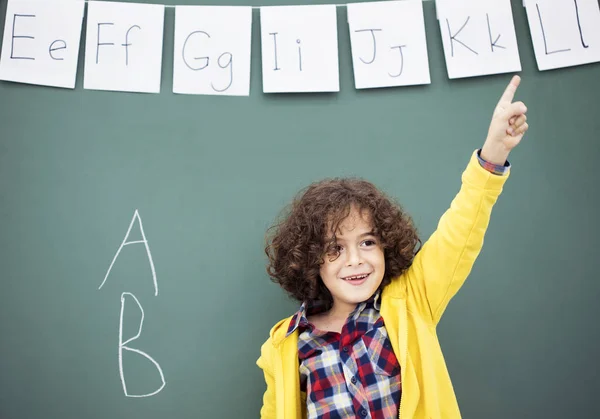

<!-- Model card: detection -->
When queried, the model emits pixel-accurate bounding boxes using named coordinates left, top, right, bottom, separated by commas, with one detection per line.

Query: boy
left=258, top=76, right=528, bottom=418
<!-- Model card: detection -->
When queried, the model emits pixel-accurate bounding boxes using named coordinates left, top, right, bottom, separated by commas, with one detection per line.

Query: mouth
left=341, top=273, right=370, bottom=286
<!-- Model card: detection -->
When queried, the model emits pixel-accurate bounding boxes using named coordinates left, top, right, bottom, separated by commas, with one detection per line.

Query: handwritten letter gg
left=173, top=6, right=252, bottom=96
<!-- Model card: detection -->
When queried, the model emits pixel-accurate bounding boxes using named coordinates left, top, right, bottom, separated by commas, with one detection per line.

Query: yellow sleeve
left=404, top=150, right=510, bottom=325
left=256, top=339, right=276, bottom=419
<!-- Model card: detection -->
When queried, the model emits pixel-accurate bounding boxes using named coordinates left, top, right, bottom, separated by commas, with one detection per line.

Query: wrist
left=480, top=141, right=510, bottom=166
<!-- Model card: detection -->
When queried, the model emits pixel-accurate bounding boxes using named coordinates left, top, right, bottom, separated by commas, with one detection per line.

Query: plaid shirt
left=476, top=149, right=510, bottom=175
left=285, top=151, right=507, bottom=418
left=286, top=292, right=401, bottom=418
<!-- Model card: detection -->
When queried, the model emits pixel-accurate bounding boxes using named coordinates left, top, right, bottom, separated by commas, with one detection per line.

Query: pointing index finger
left=498, top=75, right=521, bottom=105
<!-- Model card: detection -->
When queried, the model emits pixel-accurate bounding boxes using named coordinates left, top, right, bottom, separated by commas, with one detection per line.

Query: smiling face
left=319, top=206, right=386, bottom=316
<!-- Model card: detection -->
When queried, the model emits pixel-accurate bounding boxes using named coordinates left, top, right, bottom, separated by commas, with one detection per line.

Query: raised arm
left=404, top=76, right=529, bottom=325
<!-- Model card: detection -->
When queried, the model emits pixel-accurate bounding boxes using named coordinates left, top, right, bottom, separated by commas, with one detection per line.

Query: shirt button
left=360, top=409, right=367, bottom=417
left=351, top=376, right=357, bottom=384
left=342, top=346, right=349, bottom=353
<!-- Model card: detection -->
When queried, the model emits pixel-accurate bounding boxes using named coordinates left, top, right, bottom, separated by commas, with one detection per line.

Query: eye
left=362, top=239, right=377, bottom=247
left=325, top=243, right=342, bottom=255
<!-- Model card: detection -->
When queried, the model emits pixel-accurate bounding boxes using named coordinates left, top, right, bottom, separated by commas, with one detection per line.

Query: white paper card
left=260, top=5, right=339, bottom=93
left=173, top=6, right=252, bottom=96
left=347, top=0, right=430, bottom=89
left=83, top=1, right=165, bottom=93
left=437, top=0, right=521, bottom=79
left=525, top=0, right=600, bottom=71
left=0, top=0, right=85, bottom=88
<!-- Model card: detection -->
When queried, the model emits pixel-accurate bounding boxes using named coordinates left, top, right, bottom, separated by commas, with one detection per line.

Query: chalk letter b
left=118, top=292, right=166, bottom=398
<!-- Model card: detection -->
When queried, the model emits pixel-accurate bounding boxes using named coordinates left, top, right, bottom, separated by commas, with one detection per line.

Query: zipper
left=398, top=312, right=408, bottom=419
left=273, top=346, right=279, bottom=419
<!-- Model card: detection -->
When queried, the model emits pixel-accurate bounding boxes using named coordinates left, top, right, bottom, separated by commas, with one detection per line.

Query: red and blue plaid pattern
left=282, top=150, right=506, bottom=418
left=476, top=149, right=510, bottom=175
left=286, top=293, right=401, bottom=418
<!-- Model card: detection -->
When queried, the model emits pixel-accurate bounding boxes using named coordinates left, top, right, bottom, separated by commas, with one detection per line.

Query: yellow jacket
left=256, top=150, right=509, bottom=418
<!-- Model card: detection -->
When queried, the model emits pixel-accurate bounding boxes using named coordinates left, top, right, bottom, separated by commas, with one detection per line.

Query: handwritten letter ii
left=260, top=5, right=339, bottom=93
left=173, top=6, right=252, bottom=96
left=525, top=0, right=600, bottom=71
left=0, top=0, right=85, bottom=88
left=84, top=1, right=165, bottom=93
left=347, top=0, right=430, bottom=89
left=437, top=0, right=521, bottom=79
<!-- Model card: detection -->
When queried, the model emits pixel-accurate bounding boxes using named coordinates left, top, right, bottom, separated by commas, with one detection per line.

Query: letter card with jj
left=437, top=0, right=521, bottom=79
left=0, top=0, right=85, bottom=88
left=347, top=0, right=430, bottom=89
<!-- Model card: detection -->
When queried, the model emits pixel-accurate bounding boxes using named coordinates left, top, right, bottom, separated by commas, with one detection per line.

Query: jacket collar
left=286, top=291, right=382, bottom=337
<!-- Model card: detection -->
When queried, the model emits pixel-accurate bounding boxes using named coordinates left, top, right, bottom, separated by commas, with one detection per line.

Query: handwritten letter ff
left=83, top=1, right=165, bottom=93
left=99, top=210, right=166, bottom=398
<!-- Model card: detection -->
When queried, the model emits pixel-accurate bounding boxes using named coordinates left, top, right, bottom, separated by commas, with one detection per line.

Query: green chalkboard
left=1, top=0, right=599, bottom=418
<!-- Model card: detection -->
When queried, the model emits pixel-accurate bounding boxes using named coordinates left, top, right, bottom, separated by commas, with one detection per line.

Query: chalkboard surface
left=1, top=0, right=599, bottom=418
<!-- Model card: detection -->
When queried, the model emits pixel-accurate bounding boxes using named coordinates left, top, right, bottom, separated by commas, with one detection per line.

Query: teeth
left=344, top=274, right=368, bottom=281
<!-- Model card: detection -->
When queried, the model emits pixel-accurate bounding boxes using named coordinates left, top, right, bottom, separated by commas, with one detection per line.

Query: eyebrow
left=328, top=230, right=377, bottom=242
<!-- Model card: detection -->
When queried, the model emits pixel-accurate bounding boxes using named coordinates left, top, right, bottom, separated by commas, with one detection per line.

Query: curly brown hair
left=265, top=178, right=422, bottom=308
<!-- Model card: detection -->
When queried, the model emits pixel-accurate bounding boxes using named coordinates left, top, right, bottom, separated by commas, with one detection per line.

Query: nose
left=345, top=246, right=362, bottom=267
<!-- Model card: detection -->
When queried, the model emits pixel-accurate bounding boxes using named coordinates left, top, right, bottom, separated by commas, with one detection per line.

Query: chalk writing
left=99, top=209, right=158, bottom=296
left=119, top=292, right=166, bottom=398
left=99, top=210, right=165, bottom=398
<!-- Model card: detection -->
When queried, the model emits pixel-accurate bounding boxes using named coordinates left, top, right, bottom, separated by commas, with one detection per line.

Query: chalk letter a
left=99, top=210, right=158, bottom=296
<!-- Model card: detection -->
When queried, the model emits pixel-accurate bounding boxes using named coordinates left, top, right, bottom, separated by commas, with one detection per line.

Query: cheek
left=320, top=259, right=339, bottom=281
left=375, top=249, right=386, bottom=270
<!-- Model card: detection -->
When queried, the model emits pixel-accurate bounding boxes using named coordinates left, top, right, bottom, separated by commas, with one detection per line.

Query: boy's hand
left=481, top=75, right=529, bottom=165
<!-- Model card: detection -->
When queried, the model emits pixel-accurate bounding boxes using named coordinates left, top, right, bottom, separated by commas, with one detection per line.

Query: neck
left=328, top=301, right=357, bottom=320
